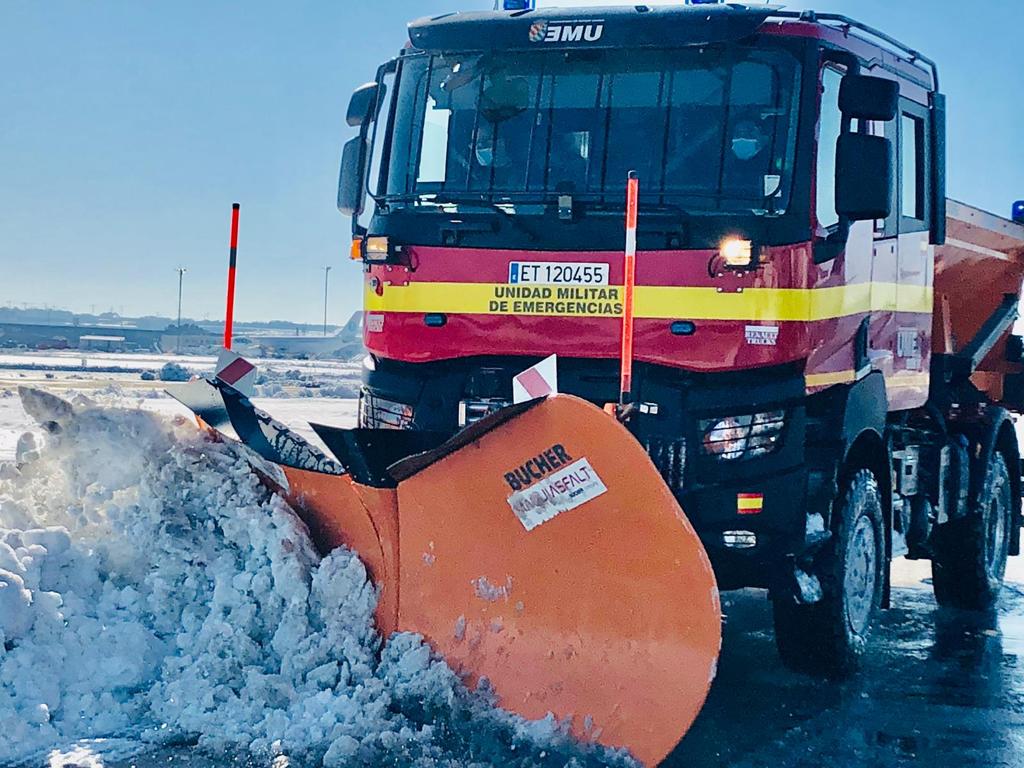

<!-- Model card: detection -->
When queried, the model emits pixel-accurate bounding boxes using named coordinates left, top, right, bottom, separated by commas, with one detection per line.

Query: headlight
left=720, top=238, right=754, bottom=267
left=702, top=415, right=751, bottom=460
left=701, top=410, right=786, bottom=461
left=458, top=398, right=509, bottom=427
left=358, top=390, right=414, bottom=430
left=747, top=410, right=786, bottom=458
left=363, top=236, right=391, bottom=262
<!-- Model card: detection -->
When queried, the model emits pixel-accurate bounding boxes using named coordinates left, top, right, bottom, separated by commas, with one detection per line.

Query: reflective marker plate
left=509, top=262, right=609, bottom=286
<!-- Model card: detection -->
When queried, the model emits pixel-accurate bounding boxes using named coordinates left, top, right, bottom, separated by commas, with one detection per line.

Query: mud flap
left=169, top=379, right=721, bottom=766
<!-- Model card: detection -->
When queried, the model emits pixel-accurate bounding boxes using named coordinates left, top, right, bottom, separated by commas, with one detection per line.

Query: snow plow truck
left=173, top=3, right=1024, bottom=766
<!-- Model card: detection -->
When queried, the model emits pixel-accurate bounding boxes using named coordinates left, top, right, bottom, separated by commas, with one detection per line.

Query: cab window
left=815, top=66, right=844, bottom=232
left=899, top=103, right=930, bottom=232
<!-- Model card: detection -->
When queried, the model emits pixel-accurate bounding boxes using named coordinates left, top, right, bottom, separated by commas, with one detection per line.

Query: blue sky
left=1, top=0, right=1020, bottom=324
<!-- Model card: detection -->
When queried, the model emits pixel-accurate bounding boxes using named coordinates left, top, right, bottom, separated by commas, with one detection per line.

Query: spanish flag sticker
left=737, top=493, right=764, bottom=515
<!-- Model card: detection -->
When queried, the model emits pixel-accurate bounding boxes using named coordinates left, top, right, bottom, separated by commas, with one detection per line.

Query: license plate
left=508, top=262, right=609, bottom=286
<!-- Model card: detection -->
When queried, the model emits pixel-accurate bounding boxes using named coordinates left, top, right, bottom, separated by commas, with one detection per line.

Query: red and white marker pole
left=223, top=202, right=240, bottom=350
left=619, top=171, right=639, bottom=407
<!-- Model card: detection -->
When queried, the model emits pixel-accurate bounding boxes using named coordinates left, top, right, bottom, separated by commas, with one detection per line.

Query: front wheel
left=773, top=469, right=885, bottom=678
left=932, top=451, right=1013, bottom=611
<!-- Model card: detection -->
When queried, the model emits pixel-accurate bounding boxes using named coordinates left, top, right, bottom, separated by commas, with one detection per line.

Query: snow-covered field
left=0, top=351, right=358, bottom=378
left=0, top=349, right=362, bottom=491
left=0, top=380, right=631, bottom=767
left=0, top=350, right=362, bottom=403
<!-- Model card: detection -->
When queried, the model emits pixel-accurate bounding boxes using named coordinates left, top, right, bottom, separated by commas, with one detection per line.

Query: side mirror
left=839, top=75, right=899, bottom=122
left=338, top=137, right=367, bottom=217
left=347, top=82, right=380, bottom=128
left=836, top=133, right=893, bottom=221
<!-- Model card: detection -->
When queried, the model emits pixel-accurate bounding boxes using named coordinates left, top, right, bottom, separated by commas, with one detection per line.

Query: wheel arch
left=808, top=372, right=893, bottom=603
left=835, top=373, right=893, bottom=540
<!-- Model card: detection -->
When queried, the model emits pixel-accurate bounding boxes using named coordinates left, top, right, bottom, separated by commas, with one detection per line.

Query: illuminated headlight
left=363, top=236, right=391, bottom=262
left=720, top=238, right=754, bottom=267
left=701, top=410, right=786, bottom=461
left=358, top=390, right=414, bottom=430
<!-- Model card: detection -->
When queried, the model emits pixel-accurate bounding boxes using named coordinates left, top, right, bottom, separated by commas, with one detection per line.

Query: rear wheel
left=773, top=469, right=885, bottom=678
left=932, top=451, right=1012, bottom=611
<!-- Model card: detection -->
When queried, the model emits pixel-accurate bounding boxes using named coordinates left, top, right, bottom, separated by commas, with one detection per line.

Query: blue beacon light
left=501, top=0, right=535, bottom=10
left=1013, top=200, right=1024, bottom=225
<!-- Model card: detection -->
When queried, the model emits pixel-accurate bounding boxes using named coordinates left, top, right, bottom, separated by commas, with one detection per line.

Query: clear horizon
left=2, top=0, right=1020, bottom=324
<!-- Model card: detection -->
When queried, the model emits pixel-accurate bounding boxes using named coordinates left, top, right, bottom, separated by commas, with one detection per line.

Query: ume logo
left=528, top=21, right=605, bottom=43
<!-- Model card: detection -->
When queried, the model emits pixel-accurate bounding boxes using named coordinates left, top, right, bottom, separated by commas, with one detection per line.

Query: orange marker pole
left=619, top=172, right=639, bottom=407
left=224, top=203, right=240, bottom=350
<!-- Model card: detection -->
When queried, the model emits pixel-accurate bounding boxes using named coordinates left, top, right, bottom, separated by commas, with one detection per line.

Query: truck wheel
left=773, top=469, right=885, bottom=678
left=932, top=451, right=1012, bottom=611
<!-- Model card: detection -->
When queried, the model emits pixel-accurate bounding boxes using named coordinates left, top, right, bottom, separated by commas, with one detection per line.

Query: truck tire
left=932, top=451, right=1012, bottom=611
left=773, top=469, right=885, bottom=678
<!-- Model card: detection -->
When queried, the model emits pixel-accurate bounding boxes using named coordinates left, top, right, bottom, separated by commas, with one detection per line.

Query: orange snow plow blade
left=391, top=395, right=721, bottom=765
left=169, top=382, right=720, bottom=766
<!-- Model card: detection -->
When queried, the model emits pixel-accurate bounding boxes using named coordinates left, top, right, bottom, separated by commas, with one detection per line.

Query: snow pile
left=253, top=367, right=360, bottom=399
left=157, top=362, right=192, bottom=382
left=0, top=389, right=633, bottom=767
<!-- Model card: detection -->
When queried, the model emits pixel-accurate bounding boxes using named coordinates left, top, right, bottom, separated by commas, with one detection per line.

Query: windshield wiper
left=407, top=194, right=541, bottom=242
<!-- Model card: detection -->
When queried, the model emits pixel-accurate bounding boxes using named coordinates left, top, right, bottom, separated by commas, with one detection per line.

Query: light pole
left=322, top=265, right=332, bottom=336
left=176, top=267, right=187, bottom=353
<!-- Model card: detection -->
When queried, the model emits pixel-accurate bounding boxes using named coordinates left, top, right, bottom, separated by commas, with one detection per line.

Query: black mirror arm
left=813, top=218, right=850, bottom=264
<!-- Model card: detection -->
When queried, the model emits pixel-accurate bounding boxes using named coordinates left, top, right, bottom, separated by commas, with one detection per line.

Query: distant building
left=0, top=322, right=163, bottom=350
left=79, top=334, right=126, bottom=352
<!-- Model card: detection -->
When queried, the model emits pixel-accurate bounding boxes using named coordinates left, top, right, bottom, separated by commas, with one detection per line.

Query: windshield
left=381, top=46, right=802, bottom=214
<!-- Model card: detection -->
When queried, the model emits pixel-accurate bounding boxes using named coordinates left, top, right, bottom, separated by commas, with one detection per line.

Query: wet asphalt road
left=68, top=565, right=1024, bottom=768
left=667, top=565, right=1024, bottom=768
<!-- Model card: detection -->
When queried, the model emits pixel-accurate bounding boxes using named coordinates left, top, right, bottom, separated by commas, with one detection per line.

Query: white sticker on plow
left=506, top=458, right=608, bottom=532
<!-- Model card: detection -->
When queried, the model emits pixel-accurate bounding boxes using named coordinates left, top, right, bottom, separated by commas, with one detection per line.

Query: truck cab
left=339, top=3, right=1023, bottom=675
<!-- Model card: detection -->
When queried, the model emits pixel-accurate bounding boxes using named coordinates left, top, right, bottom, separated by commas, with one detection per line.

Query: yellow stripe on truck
left=364, top=282, right=933, bottom=320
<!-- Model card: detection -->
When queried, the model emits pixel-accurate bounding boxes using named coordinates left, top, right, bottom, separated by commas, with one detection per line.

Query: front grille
left=358, top=391, right=415, bottom=430
left=644, top=437, right=686, bottom=491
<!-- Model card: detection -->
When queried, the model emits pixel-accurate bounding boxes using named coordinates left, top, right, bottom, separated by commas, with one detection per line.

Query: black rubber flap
left=388, top=398, right=544, bottom=482
left=169, top=377, right=344, bottom=475
left=311, top=425, right=451, bottom=488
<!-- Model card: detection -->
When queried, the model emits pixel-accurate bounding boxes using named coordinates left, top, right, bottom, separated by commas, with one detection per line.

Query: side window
left=360, top=68, right=397, bottom=231
left=815, top=66, right=844, bottom=232
left=899, top=106, right=929, bottom=231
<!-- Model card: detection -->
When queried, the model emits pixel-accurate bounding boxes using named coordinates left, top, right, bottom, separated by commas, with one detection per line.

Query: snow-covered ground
left=0, top=350, right=358, bottom=378
left=0, top=350, right=362, bottom=402
left=0, top=386, right=632, bottom=768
